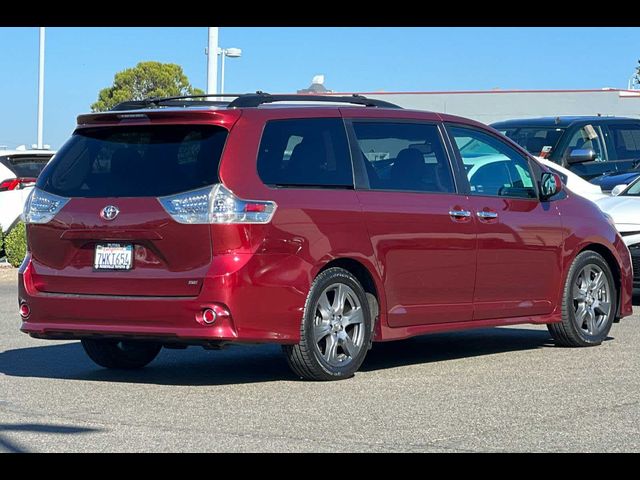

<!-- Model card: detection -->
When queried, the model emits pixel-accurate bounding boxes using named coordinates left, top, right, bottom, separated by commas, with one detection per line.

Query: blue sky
left=0, top=27, right=639, bottom=149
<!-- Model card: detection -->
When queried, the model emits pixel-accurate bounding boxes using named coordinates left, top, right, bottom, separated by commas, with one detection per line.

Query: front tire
left=81, top=339, right=161, bottom=369
left=283, top=267, right=372, bottom=381
left=548, top=251, right=617, bottom=347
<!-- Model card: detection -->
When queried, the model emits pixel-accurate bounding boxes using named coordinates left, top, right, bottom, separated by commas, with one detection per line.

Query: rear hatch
left=28, top=118, right=232, bottom=296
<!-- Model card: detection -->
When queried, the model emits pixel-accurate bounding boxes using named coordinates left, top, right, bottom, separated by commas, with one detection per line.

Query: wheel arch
left=316, top=257, right=385, bottom=335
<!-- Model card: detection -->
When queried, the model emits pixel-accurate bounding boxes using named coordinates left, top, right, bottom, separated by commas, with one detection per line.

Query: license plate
left=94, top=243, right=133, bottom=270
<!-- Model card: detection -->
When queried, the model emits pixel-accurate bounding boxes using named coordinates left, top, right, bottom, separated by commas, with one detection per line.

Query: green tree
left=635, top=59, right=640, bottom=88
left=91, top=61, right=205, bottom=111
left=5, top=222, right=26, bottom=268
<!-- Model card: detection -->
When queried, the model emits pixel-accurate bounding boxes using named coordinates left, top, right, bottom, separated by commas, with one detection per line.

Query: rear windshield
left=496, top=127, right=565, bottom=157
left=0, top=154, right=52, bottom=178
left=37, top=125, right=228, bottom=198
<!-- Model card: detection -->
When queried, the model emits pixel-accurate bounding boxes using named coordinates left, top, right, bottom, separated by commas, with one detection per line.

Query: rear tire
left=548, top=251, right=617, bottom=347
left=283, top=267, right=372, bottom=381
left=81, top=339, right=161, bottom=369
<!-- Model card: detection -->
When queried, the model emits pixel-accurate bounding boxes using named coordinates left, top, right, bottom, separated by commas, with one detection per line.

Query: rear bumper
left=18, top=252, right=309, bottom=344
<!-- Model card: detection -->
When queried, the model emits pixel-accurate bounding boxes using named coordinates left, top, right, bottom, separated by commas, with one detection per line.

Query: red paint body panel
left=28, top=197, right=212, bottom=297
left=554, top=191, right=634, bottom=319
left=356, top=190, right=476, bottom=326
left=469, top=196, right=563, bottom=320
left=19, top=106, right=634, bottom=348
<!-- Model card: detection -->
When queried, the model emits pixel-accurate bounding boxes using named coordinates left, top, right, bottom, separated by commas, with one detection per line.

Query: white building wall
left=358, top=89, right=640, bottom=125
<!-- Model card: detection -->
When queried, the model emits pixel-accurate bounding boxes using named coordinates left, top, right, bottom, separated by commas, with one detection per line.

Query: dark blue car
left=491, top=116, right=640, bottom=191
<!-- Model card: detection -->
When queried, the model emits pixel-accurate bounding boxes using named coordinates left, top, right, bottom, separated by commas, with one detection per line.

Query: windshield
left=37, top=125, right=228, bottom=198
left=621, top=177, right=640, bottom=196
left=0, top=154, right=52, bottom=178
left=497, top=127, right=565, bottom=158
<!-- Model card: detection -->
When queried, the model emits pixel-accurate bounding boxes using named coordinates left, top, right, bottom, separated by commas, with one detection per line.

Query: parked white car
left=535, top=157, right=608, bottom=202
left=595, top=178, right=640, bottom=289
left=0, top=147, right=55, bottom=235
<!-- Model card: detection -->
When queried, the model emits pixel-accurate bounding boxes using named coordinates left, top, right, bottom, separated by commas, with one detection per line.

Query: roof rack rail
left=110, top=92, right=401, bottom=111
left=110, top=94, right=243, bottom=111
left=228, top=92, right=401, bottom=109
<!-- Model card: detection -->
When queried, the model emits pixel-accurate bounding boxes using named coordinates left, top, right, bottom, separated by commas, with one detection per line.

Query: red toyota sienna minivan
left=18, top=93, right=633, bottom=380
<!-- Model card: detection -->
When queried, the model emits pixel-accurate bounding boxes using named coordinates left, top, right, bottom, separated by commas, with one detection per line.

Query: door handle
left=449, top=209, right=471, bottom=218
left=477, top=211, right=498, bottom=219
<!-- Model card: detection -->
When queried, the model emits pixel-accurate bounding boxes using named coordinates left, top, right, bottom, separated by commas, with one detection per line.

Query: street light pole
left=218, top=47, right=242, bottom=95
left=220, top=48, right=226, bottom=94
left=37, top=27, right=45, bottom=149
left=207, top=27, right=219, bottom=95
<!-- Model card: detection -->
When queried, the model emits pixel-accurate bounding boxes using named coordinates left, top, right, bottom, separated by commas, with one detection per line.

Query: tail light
left=159, top=184, right=276, bottom=224
left=0, top=177, right=37, bottom=192
left=23, top=187, right=70, bottom=224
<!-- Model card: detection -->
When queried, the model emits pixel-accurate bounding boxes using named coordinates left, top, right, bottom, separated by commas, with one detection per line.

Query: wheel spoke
left=575, top=303, right=588, bottom=327
left=591, top=271, right=604, bottom=292
left=314, top=322, right=331, bottom=341
left=586, top=309, right=597, bottom=334
left=572, top=283, right=587, bottom=302
left=342, top=307, right=364, bottom=327
left=594, top=302, right=610, bottom=316
left=317, top=292, right=332, bottom=320
left=341, top=333, right=359, bottom=358
left=332, top=284, right=347, bottom=314
left=323, top=334, right=339, bottom=364
left=583, top=266, right=594, bottom=286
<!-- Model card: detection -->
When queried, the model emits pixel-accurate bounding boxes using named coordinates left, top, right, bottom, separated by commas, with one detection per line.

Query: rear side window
left=351, top=122, right=455, bottom=193
left=608, top=124, right=640, bottom=159
left=257, top=118, right=353, bottom=188
left=0, top=155, right=52, bottom=178
left=37, top=125, right=228, bottom=198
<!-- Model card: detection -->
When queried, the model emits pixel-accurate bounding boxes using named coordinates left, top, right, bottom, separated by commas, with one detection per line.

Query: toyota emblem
left=100, top=205, right=120, bottom=221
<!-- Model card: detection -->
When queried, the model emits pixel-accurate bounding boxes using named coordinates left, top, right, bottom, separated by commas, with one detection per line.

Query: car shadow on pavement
left=0, top=327, right=558, bottom=385
left=361, top=327, right=557, bottom=372
left=0, top=423, right=99, bottom=453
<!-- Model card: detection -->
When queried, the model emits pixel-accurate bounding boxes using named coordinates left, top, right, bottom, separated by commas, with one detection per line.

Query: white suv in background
left=0, top=147, right=55, bottom=235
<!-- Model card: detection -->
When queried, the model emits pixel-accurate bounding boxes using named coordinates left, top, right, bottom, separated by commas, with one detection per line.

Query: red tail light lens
left=0, top=178, right=37, bottom=192
left=244, top=203, right=267, bottom=213
left=159, top=184, right=276, bottom=224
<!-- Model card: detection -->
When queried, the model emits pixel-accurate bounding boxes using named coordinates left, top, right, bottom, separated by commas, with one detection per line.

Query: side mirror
left=540, top=172, right=562, bottom=200
left=567, top=148, right=597, bottom=164
left=611, top=184, right=628, bottom=196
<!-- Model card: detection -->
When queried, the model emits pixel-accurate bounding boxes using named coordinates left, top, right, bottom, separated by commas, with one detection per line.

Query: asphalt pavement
left=1, top=267, right=639, bottom=452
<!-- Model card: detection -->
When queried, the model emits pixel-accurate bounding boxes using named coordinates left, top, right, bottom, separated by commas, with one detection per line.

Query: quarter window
left=257, top=118, right=353, bottom=188
left=608, top=124, right=640, bottom=159
left=351, top=122, right=455, bottom=193
left=449, top=126, right=536, bottom=199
